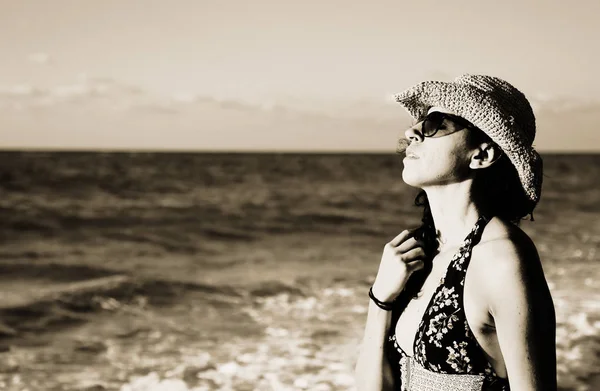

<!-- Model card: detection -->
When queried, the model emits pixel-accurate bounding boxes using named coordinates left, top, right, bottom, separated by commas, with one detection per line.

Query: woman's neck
left=423, top=181, right=482, bottom=251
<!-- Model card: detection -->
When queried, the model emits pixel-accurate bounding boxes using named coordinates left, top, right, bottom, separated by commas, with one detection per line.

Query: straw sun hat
left=394, top=74, right=543, bottom=205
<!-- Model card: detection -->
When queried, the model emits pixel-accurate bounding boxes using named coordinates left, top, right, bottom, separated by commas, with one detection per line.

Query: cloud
left=0, top=76, right=156, bottom=110
left=0, top=84, right=41, bottom=97
left=1, top=73, right=597, bottom=152
left=0, top=73, right=399, bottom=122
left=28, top=52, right=51, bottom=65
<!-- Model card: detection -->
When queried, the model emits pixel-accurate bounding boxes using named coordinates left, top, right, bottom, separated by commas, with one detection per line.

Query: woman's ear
left=469, top=142, right=502, bottom=170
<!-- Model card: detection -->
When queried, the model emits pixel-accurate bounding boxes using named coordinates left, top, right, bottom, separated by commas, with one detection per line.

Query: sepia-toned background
left=0, top=1, right=598, bottom=390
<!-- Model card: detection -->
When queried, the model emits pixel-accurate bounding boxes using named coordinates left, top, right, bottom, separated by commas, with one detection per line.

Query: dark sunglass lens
left=422, top=112, right=444, bottom=137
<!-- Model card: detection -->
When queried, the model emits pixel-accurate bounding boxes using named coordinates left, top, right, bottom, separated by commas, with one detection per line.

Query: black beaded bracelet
left=368, top=287, right=395, bottom=311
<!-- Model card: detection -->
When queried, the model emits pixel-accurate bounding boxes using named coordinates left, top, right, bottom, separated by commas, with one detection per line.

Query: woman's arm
left=354, top=299, right=395, bottom=391
left=483, top=237, right=557, bottom=391
left=355, top=230, right=426, bottom=391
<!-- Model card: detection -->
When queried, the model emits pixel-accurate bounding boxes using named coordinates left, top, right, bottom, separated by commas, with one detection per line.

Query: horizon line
left=0, top=147, right=598, bottom=155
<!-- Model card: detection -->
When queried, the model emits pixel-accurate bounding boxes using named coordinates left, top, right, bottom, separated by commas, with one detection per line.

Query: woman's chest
left=393, top=287, right=502, bottom=379
left=393, top=256, right=496, bottom=357
left=393, top=257, right=454, bottom=355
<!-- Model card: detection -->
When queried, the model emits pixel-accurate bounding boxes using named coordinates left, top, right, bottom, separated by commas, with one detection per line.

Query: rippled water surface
left=0, top=152, right=598, bottom=391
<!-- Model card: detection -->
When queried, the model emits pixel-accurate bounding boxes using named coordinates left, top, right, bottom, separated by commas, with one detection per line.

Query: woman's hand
left=371, top=229, right=426, bottom=302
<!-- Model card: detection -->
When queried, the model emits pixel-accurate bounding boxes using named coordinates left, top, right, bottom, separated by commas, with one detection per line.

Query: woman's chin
left=401, top=170, right=423, bottom=188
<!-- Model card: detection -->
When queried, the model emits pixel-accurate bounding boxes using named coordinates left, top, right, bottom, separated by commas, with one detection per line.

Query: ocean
left=0, top=151, right=598, bottom=391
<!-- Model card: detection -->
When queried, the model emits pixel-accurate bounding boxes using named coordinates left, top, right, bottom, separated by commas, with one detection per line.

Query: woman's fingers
left=388, top=229, right=414, bottom=247
left=395, top=236, right=425, bottom=254
left=374, top=229, right=427, bottom=302
left=405, top=259, right=425, bottom=272
left=396, top=246, right=426, bottom=263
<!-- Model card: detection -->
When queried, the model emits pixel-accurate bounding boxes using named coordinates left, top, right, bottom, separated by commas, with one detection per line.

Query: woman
left=355, top=75, right=556, bottom=390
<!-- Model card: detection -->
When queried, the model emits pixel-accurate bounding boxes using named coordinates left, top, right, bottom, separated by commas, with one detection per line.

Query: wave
left=0, top=262, right=116, bottom=281
left=247, top=280, right=307, bottom=298
left=0, top=260, right=319, bottom=342
left=291, top=211, right=366, bottom=225
left=200, top=227, right=258, bottom=241
left=0, top=266, right=248, bottom=341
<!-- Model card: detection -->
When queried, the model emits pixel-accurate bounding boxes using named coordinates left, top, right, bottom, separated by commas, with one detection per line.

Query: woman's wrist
left=371, top=283, right=401, bottom=304
left=369, top=286, right=396, bottom=311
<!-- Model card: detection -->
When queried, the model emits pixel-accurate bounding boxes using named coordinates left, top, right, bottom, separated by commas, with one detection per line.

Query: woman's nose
left=404, top=122, right=423, bottom=143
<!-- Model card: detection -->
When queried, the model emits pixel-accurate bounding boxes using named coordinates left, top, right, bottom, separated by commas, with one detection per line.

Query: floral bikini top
left=386, top=215, right=510, bottom=390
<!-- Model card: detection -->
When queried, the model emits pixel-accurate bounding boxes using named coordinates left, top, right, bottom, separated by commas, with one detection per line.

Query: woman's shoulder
left=471, top=216, right=548, bottom=293
left=470, top=216, right=555, bottom=329
left=478, top=216, right=538, bottom=260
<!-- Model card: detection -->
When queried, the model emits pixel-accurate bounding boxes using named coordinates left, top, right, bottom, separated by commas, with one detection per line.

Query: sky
left=1, top=0, right=599, bottom=152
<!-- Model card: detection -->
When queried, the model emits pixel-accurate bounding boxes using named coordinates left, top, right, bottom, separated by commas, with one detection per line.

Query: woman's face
left=401, top=107, right=476, bottom=189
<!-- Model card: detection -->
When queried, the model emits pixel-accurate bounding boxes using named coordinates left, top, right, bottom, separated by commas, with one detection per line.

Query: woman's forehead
left=427, top=106, right=458, bottom=116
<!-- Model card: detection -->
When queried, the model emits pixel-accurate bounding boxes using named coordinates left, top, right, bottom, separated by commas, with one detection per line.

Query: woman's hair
left=400, top=127, right=538, bottom=300
left=466, top=126, right=538, bottom=224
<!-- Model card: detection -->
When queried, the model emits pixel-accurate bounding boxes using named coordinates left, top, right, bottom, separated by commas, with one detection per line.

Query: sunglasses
left=417, top=111, right=478, bottom=138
